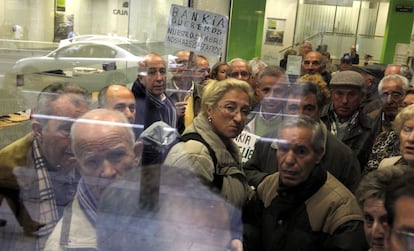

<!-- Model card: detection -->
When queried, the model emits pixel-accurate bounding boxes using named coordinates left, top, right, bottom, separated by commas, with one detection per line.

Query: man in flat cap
left=321, top=70, right=381, bottom=170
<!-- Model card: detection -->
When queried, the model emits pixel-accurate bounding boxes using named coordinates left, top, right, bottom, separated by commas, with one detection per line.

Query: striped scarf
left=77, top=178, right=98, bottom=226
left=32, top=138, right=59, bottom=249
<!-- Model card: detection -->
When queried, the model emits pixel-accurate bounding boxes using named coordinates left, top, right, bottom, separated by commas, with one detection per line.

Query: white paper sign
left=165, top=4, right=228, bottom=56
left=234, top=130, right=260, bottom=163
left=286, top=55, right=302, bottom=76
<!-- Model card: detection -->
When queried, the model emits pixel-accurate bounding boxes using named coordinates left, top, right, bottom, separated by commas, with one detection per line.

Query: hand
left=175, top=101, right=187, bottom=117
left=227, top=239, right=243, bottom=251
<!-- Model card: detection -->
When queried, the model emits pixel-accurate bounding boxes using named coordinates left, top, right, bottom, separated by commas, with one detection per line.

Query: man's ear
left=134, top=140, right=144, bottom=166
left=32, top=120, right=43, bottom=139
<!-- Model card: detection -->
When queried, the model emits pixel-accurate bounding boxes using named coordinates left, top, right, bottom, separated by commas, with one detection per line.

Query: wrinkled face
left=215, top=64, right=228, bottom=81
left=74, top=124, right=141, bottom=199
left=363, top=197, right=388, bottom=251
left=380, top=80, right=404, bottom=120
left=106, top=86, right=136, bottom=124
left=207, top=88, right=250, bottom=139
left=285, top=93, right=320, bottom=121
left=277, top=126, right=323, bottom=187
left=258, top=75, right=287, bottom=113
left=399, top=117, right=414, bottom=166
left=331, top=86, right=363, bottom=122
left=402, top=94, right=414, bottom=108
left=302, top=52, right=322, bottom=74
left=140, top=55, right=167, bottom=97
left=228, top=61, right=251, bottom=82
left=194, top=57, right=210, bottom=84
left=37, top=94, right=89, bottom=171
left=387, top=196, right=414, bottom=251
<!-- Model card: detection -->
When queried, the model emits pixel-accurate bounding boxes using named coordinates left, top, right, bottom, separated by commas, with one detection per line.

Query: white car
left=7, top=40, right=159, bottom=94
left=58, top=34, right=138, bottom=47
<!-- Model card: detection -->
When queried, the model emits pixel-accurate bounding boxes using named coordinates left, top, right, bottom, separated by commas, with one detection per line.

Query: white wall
left=261, top=0, right=298, bottom=65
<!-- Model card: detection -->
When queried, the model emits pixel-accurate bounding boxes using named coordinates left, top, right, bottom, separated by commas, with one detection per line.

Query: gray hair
left=378, top=74, right=410, bottom=95
left=355, top=168, right=405, bottom=209
left=257, top=65, right=286, bottom=87
left=71, top=109, right=135, bottom=158
left=277, top=115, right=324, bottom=154
left=35, top=82, right=91, bottom=126
left=393, top=103, right=414, bottom=135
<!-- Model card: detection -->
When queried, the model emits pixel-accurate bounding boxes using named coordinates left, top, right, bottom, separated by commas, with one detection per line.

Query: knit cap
left=330, top=70, right=364, bottom=89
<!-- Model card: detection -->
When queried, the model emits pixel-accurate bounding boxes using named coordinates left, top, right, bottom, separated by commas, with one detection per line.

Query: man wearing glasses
left=364, top=74, right=410, bottom=174
left=131, top=53, right=181, bottom=138
left=227, top=58, right=251, bottom=83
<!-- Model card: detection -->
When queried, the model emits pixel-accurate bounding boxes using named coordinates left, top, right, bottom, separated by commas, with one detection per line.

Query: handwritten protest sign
left=234, top=130, right=260, bottom=163
left=165, top=4, right=228, bottom=56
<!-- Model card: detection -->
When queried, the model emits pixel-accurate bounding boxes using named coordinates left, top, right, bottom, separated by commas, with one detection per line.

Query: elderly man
left=168, top=50, right=204, bottom=129
left=131, top=53, right=181, bottom=136
left=97, top=84, right=136, bottom=124
left=302, top=50, right=331, bottom=84
left=343, top=45, right=360, bottom=65
left=243, top=115, right=367, bottom=251
left=227, top=58, right=260, bottom=107
left=321, top=70, right=380, bottom=169
left=244, top=65, right=287, bottom=136
left=0, top=82, right=90, bottom=247
left=44, top=109, right=143, bottom=250
left=365, top=75, right=410, bottom=174
left=244, top=82, right=361, bottom=191
left=385, top=64, right=413, bottom=84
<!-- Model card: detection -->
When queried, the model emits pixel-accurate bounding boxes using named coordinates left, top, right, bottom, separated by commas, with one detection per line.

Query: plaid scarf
left=32, top=138, right=60, bottom=249
left=328, top=104, right=360, bottom=139
left=77, top=178, right=98, bottom=226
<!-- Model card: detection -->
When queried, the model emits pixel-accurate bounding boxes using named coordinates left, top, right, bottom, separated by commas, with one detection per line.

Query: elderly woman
left=379, top=104, right=414, bottom=169
left=355, top=168, right=404, bottom=251
left=164, top=78, right=254, bottom=209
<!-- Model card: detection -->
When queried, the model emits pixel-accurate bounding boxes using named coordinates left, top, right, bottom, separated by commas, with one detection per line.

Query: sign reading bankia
left=165, top=4, right=228, bottom=56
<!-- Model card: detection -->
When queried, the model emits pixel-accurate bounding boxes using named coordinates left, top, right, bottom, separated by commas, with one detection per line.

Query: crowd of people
left=1, top=42, right=414, bottom=251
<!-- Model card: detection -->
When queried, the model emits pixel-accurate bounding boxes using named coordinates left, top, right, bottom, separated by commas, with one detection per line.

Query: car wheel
left=106, top=72, right=128, bottom=85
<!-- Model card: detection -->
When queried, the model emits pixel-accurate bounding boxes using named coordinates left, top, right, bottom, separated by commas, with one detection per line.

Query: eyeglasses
left=303, top=60, right=320, bottom=66
left=380, top=92, right=403, bottom=102
left=147, top=67, right=166, bottom=76
left=218, top=103, right=250, bottom=118
left=229, top=71, right=250, bottom=78
left=198, top=68, right=210, bottom=73
left=392, top=229, right=414, bottom=250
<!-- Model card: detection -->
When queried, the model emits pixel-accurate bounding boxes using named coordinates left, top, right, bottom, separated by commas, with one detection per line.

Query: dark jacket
left=320, top=105, right=380, bottom=170
left=243, top=166, right=368, bottom=251
left=131, top=79, right=180, bottom=137
left=244, top=122, right=361, bottom=192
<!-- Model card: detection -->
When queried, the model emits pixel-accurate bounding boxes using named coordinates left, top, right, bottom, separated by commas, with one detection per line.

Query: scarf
left=328, top=104, right=360, bottom=140
left=32, top=138, right=59, bottom=249
left=77, top=178, right=98, bottom=226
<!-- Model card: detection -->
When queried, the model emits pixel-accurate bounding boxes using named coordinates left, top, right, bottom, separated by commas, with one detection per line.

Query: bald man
left=97, top=84, right=136, bottom=124
left=45, top=109, right=143, bottom=250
